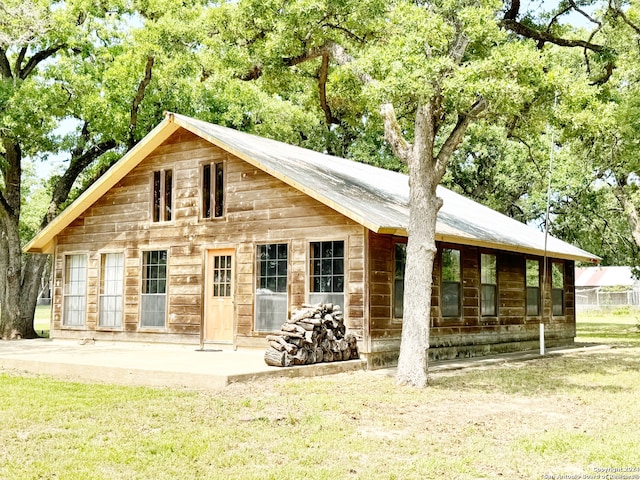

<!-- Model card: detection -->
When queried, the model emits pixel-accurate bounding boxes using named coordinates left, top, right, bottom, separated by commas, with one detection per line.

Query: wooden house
left=25, top=113, right=599, bottom=367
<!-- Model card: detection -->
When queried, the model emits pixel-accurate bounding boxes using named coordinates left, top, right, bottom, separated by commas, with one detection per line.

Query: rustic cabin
left=24, top=112, right=599, bottom=368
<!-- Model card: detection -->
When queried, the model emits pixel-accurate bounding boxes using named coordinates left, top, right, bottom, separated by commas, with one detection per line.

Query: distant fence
left=575, top=287, right=640, bottom=312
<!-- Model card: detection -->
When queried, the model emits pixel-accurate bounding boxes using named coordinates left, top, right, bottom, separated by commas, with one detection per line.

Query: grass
left=1, top=316, right=639, bottom=479
left=576, top=309, right=640, bottom=346
left=33, top=305, right=51, bottom=338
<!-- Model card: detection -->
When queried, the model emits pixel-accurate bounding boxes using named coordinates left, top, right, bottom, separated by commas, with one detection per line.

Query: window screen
left=141, top=250, right=167, bottom=327
left=526, top=259, right=540, bottom=316
left=255, top=244, right=288, bottom=332
left=481, top=253, right=497, bottom=316
left=63, top=254, right=87, bottom=326
left=442, top=248, right=461, bottom=317
left=99, top=253, right=124, bottom=327
left=309, top=240, right=345, bottom=309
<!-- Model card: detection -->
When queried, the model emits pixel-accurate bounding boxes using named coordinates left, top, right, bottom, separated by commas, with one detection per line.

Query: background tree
left=0, top=0, right=214, bottom=339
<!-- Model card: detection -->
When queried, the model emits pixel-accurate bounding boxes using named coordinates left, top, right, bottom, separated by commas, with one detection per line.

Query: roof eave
left=23, top=116, right=180, bottom=254
left=434, top=234, right=600, bottom=263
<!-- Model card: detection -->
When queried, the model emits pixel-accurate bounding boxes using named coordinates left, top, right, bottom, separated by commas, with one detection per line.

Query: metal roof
left=575, top=266, right=638, bottom=287
left=24, top=112, right=600, bottom=263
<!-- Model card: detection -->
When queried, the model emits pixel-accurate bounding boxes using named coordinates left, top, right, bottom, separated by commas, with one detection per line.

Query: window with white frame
left=99, top=253, right=124, bottom=328
left=255, top=244, right=288, bottom=332
left=141, top=250, right=167, bottom=328
left=63, top=254, right=87, bottom=326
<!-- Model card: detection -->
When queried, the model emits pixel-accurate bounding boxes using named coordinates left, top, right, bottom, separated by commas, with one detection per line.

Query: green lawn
left=576, top=309, right=640, bottom=346
left=1, top=316, right=639, bottom=479
left=33, top=305, right=51, bottom=338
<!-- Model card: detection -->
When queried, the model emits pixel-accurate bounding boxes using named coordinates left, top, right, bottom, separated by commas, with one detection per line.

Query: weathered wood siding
left=51, top=129, right=366, bottom=346
left=367, top=231, right=576, bottom=367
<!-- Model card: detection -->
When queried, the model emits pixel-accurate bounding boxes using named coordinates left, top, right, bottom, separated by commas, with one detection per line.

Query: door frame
left=200, top=245, right=236, bottom=348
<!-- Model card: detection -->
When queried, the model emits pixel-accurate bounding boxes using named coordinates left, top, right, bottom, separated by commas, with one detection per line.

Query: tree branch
left=448, top=32, right=469, bottom=64
left=380, top=103, right=412, bottom=163
left=128, top=55, right=155, bottom=150
left=318, top=53, right=339, bottom=126
left=46, top=134, right=117, bottom=224
left=503, top=0, right=520, bottom=21
left=434, top=97, right=487, bottom=180
left=501, top=12, right=615, bottom=84
left=569, top=0, right=601, bottom=27
left=501, top=18, right=607, bottom=52
left=610, top=2, right=640, bottom=36
left=413, top=101, right=436, bottom=169
left=0, top=47, right=12, bottom=78
left=19, top=44, right=66, bottom=80
left=1, top=138, right=22, bottom=216
left=14, top=47, right=27, bottom=76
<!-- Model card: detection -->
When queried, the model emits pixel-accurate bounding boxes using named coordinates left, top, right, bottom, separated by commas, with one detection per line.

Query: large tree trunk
left=396, top=173, right=442, bottom=387
left=0, top=215, right=42, bottom=339
left=381, top=97, right=486, bottom=387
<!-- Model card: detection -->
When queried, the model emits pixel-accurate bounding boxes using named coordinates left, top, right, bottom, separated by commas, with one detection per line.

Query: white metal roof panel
left=575, top=266, right=637, bottom=287
left=174, top=113, right=599, bottom=263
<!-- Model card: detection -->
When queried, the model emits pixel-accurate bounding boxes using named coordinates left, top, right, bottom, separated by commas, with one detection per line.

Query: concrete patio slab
left=0, top=339, right=366, bottom=389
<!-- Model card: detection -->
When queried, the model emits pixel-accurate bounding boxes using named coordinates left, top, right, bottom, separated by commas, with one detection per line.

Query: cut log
left=304, top=330, right=315, bottom=344
left=289, top=337, right=303, bottom=347
left=266, top=335, right=297, bottom=354
left=268, top=340, right=285, bottom=351
left=264, top=302, right=359, bottom=366
left=278, top=330, right=304, bottom=338
left=296, top=322, right=315, bottom=331
left=264, top=348, right=287, bottom=367
left=297, top=317, right=322, bottom=326
left=293, top=348, right=308, bottom=365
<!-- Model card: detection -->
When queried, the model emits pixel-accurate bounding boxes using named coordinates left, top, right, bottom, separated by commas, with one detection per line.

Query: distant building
left=575, top=266, right=640, bottom=311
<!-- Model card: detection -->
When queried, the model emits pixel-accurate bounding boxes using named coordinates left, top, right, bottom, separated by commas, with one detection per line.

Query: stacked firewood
left=264, top=303, right=359, bottom=367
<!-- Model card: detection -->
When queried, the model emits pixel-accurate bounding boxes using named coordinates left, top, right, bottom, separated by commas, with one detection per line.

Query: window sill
left=199, top=216, right=227, bottom=223
left=149, top=221, right=176, bottom=228
left=138, top=327, right=168, bottom=332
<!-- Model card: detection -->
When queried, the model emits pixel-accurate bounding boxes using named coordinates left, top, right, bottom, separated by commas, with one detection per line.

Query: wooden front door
left=205, top=249, right=235, bottom=342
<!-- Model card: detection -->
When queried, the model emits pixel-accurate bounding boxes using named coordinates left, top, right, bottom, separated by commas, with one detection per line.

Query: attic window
left=202, top=162, right=224, bottom=219
left=152, top=169, right=172, bottom=222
